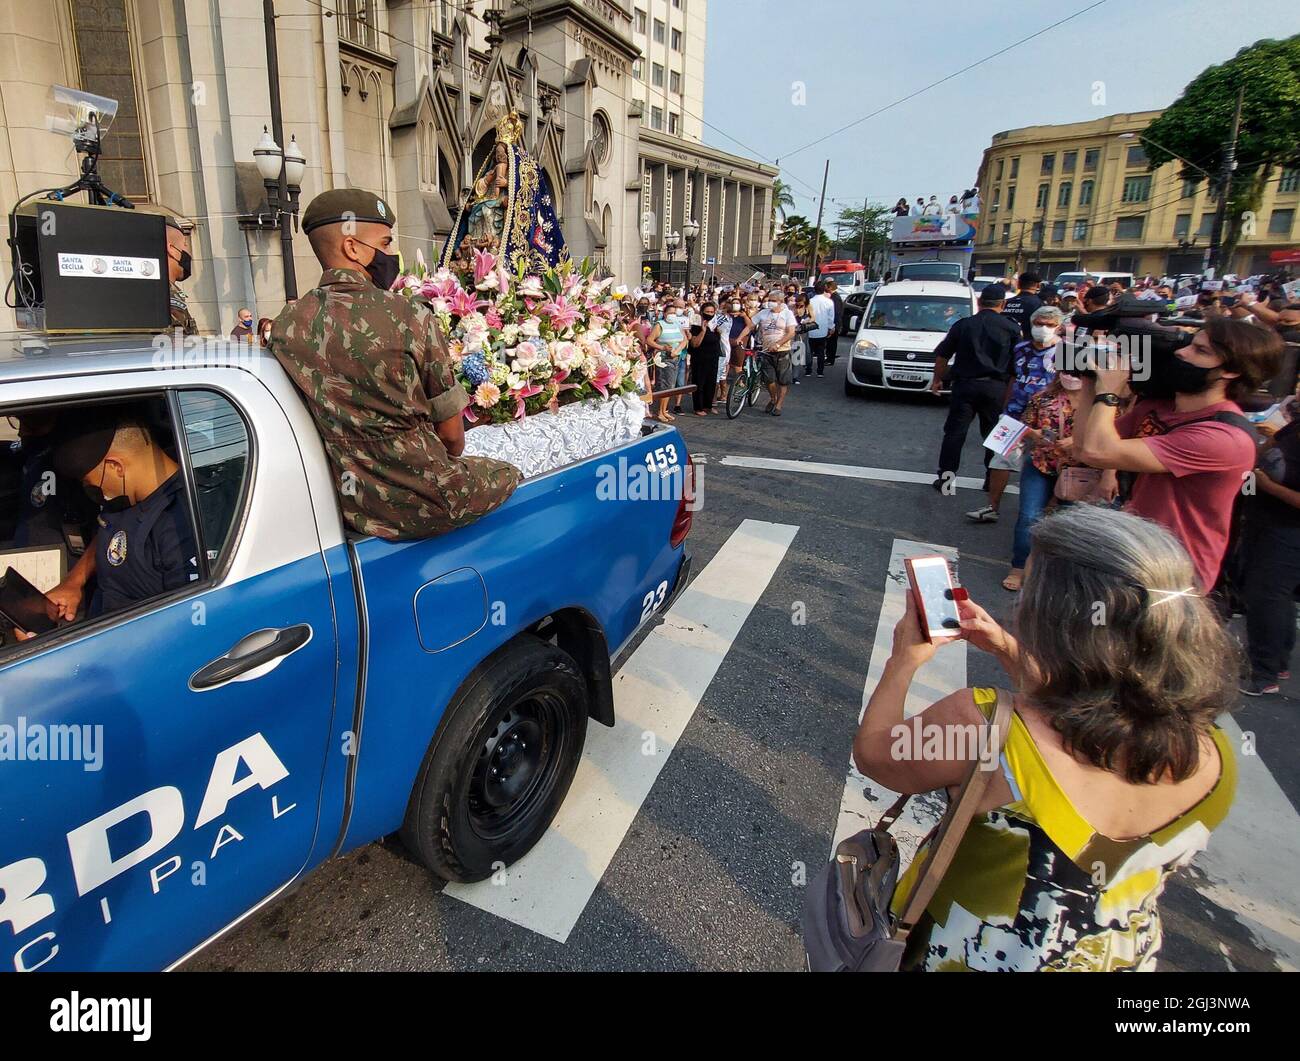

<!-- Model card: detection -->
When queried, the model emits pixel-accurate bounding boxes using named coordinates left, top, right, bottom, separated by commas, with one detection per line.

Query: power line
left=774, top=0, right=1110, bottom=164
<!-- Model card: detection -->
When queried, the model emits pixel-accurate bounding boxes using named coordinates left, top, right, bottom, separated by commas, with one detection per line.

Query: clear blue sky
left=701, top=0, right=1300, bottom=224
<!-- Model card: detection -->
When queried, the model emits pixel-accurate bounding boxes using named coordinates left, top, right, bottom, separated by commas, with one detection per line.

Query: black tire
left=726, top=374, right=749, bottom=418
left=401, top=637, right=589, bottom=882
left=747, top=374, right=761, bottom=406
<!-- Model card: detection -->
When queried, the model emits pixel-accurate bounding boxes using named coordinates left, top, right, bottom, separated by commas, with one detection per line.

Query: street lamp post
left=665, top=230, right=680, bottom=287
left=262, top=0, right=298, bottom=299
left=682, top=218, right=699, bottom=297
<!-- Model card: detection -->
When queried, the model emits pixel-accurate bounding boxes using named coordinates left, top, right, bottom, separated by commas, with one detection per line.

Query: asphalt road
left=188, top=342, right=1299, bottom=972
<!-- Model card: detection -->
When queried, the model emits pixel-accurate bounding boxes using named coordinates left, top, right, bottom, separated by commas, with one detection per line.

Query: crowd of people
left=928, top=268, right=1297, bottom=698
left=612, top=275, right=851, bottom=421
left=838, top=265, right=1298, bottom=971
left=892, top=188, right=981, bottom=219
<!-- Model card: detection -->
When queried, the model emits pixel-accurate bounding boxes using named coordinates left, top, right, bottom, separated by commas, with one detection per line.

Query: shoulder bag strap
left=894, top=689, right=1015, bottom=935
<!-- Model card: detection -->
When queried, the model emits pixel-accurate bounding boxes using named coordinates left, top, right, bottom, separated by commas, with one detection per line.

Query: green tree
left=771, top=178, right=797, bottom=237
left=776, top=215, right=811, bottom=258
left=1142, top=34, right=1300, bottom=269
left=834, top=202, right=894, bottom=271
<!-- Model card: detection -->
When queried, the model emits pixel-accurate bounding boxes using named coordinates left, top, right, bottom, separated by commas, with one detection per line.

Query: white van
left=844, top=280, right=979, bottom=398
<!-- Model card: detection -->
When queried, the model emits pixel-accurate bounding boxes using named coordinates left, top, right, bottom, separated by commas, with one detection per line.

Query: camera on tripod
left=6, top=86, right=170, bottom=332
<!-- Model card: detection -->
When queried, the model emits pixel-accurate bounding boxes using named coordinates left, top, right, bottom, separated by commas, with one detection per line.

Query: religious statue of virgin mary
left=441, top=110, right=569, bottom=275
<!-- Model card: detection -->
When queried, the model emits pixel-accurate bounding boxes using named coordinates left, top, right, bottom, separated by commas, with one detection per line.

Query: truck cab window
left=178, top=391, right=250, bottom=572
left=0, top=391, right=249, bottom=650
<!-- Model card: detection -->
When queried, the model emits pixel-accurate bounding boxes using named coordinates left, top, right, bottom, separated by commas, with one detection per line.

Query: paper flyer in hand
left=984, top=414, right=1029, bottom=457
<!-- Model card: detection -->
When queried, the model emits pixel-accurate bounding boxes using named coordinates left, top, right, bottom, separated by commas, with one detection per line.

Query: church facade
left=0, top=0, right=777, bottom=334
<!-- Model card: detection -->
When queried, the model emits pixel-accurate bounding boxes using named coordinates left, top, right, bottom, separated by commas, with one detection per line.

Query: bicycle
left=725, top=350, right=763, bottom=419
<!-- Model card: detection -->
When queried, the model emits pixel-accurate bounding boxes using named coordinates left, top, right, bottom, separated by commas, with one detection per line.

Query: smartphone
left=904, top=555, right=962, bottom=642
left=0, top=567, right=56, bottom=635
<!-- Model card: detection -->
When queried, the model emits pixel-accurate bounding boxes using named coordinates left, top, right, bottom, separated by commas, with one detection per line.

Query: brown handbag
left=802, top=689, right=1015, bottom=971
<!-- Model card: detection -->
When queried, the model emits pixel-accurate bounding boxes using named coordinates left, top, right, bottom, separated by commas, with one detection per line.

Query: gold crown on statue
left=495, top=111, right=525, bottom=145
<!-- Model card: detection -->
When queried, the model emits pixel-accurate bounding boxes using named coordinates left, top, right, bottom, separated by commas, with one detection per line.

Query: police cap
left=51, top=411, right=118, bottom=482
left=980, top=283, right=1008, bottom=304
left=51, top=405, right=153, bottom=482
left=301, top=189, right=396, bottom=234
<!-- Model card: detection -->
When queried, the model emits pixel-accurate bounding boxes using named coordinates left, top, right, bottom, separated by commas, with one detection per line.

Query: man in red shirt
left=1076, top=318, right=1281, bottom=592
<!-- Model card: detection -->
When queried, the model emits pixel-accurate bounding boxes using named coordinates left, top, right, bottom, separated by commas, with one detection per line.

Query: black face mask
left=357, top=242, right=399, bottom=292
left=174, top=249, right=192, bottom=282
left=1167, top=355, right=1222, bottom=396
left=86, top=465, right=131, bottom=513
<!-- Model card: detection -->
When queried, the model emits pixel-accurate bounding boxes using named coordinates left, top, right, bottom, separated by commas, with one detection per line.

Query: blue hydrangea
left=461, top=352, right=490, bottom=387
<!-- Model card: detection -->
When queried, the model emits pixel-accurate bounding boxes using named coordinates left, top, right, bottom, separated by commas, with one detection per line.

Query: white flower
left=520, top=316, right=542, bottom=338
left=501, top=323, right=521, bottom=345
left=506, top=372, right=526, bottom=391
left=476, top=272, right=500, bottom=293
left=519, top=276, right=545, bottom=299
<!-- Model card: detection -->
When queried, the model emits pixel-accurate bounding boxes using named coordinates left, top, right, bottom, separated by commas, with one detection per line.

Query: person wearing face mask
left=257, top=316, right=275, bottom=348
left=968, top=306, right=1070, bottom=526
left=44, top=409, right=198, bottom=623
left=1076, top=317, right=1283, bottom=593
left=649, top=300, right=690, bottom=422
left=270, top=189, right=519, bottom=539
left=1002, top=371, right=1095, bottom=592
left=230, top=308, right=255, bottom=342
left=164, top=216, right=198, bottom=336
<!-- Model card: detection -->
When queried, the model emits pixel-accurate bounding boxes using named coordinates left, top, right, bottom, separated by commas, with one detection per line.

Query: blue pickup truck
left=0, top=334, right=692, bottom=972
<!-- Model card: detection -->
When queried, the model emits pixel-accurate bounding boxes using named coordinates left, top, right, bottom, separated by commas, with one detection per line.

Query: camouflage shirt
left=169, top=283, right=197, bottom=336
left=270, top=268, right=520, bottom=539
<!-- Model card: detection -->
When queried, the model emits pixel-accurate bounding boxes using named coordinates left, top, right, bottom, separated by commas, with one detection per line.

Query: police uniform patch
left=106, top=529, right=128, bottom=567
left=29, top=482, right=47, bottom=509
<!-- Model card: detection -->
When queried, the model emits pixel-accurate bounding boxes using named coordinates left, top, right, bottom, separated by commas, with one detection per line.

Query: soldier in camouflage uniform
left=164, top=216, right=197, bottom=336
left=270, top=188, right=520, bottom=539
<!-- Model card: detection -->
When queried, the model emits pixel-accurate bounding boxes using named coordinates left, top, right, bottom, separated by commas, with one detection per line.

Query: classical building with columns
left=1, top=0, right=776, bottom=333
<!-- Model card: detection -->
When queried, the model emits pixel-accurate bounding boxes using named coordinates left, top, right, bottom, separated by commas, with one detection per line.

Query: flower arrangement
left=392, top=248, right=646, bottom=425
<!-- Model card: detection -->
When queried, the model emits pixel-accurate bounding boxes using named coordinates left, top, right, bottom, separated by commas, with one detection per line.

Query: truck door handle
left=189, top=625, right=313, bottom=692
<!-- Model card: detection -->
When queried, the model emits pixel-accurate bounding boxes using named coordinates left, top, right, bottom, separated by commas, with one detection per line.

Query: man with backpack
left=1075, top=317, right=1282, bottom=593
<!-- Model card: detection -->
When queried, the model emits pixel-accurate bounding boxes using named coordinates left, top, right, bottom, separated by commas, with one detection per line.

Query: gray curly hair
left=1013, top=504, right=1237, bottom=784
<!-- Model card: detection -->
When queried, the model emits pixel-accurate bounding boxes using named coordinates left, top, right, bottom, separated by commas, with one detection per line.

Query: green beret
left=301, top=188, right=396, bottom=234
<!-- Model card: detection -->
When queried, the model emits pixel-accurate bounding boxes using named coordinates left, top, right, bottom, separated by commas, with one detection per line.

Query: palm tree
left=770, top=179, right=796, bottom=237
left=776, top=216, right=810, bottom=259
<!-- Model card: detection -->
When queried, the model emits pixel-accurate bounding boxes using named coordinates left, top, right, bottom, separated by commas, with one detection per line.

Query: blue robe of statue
left=441, top=120, right=568, bottom=275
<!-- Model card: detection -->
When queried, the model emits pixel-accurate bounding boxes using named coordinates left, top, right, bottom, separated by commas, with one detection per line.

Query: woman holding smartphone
left=853, top=504, right=1238, bottom=972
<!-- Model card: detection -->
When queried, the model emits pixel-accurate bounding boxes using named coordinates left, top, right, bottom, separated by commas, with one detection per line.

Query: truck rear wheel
left=401, top=637, right=589, bottom=882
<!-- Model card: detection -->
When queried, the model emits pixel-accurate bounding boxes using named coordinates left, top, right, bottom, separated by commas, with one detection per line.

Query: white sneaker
left=965, top=505, right=999, bottom=523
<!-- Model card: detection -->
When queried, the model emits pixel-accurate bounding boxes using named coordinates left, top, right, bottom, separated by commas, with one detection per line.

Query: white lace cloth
left=463, top=394, right=648, bottom=479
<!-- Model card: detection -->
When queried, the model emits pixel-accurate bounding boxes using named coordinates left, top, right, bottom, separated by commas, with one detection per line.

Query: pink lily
left=463, top=405, right=479, bottom=424
left=448, top=288, right=487, bottom=317
left=541, top=295, right=581, bottom=331
left=589, top=361, right=616, bottom=397
left=473, top=248, right=497, bottom=285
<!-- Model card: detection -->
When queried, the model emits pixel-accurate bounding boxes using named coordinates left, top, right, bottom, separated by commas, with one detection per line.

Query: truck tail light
left=670, top=457, right=696, bottom=548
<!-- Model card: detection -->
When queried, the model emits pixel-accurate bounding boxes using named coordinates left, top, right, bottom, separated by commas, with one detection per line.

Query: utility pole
left=811, top=159, right=830, bottom=280
left=1206, top=83, right=1245, bottom=277
left=1033, top=188, right=1048, bottom=273
left=263, top=0, right=297, bottom=300
left=857, top=195, right=869, bottom=269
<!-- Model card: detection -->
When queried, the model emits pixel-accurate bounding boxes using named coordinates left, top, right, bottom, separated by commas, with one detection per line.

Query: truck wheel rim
left=468, top=691, right=569, bottom=839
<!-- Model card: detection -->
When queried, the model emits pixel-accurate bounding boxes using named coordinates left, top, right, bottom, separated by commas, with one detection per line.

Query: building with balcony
left=972, top=110, right=1300, bottom=281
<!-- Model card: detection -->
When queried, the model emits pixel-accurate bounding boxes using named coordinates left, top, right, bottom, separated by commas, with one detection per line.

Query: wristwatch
left=1095, top=392, right=1122, bottom=407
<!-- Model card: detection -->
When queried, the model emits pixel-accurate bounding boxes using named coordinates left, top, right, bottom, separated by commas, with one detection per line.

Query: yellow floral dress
left=891, top=688, right=1236, bottom=971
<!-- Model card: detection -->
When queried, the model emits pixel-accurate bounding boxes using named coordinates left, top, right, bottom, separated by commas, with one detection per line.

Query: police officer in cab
left=48, top=409, right=199, bottom=620
left=164, top=215, right=198, bottom=336
left=270, top=188, right=519, bottom=539
left=3, top=411, right=97, bottom=550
